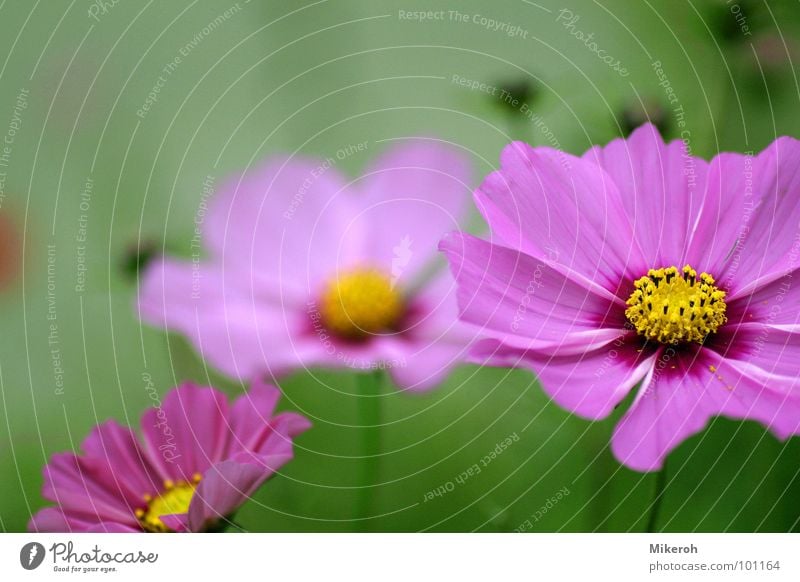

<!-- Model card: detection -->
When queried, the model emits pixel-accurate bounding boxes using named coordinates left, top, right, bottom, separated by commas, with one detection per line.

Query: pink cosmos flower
left=138, top=141, right=474, bottom=391
left=29, top=380, right=310, bottom=532
left=441, top=124, right=800, bottom=471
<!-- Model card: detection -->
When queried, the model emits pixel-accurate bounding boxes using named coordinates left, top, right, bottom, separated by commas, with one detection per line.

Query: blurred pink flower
left=441, top=124, right=800, bottom=471
left=29, top=380, right=310, bottom=532
left=138, top=141, right=474, bottom=391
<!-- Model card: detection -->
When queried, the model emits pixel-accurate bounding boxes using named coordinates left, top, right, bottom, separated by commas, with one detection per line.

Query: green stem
left=355, top=370, right=382, bottom=530
left=646, top=462, right=669, bottom=533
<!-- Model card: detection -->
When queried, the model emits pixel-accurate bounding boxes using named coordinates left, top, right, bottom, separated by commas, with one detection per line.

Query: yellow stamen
left=137, top=478, right=199, bottom=533
left=319, top=268, right=403, bottom=339
left=625, top=265, right=727, bottom=344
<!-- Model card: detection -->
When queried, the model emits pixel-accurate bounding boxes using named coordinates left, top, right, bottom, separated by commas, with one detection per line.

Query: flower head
left=138, top=141, right=475, bottom=391
left=441, top=124, right=800, bottom=471
left=29, top=380, right=311, bottom=532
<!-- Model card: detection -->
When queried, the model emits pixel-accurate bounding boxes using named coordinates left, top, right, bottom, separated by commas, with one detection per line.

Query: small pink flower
left=441, top=124, right=800, bottom=471
left=138, top=141, right=474, bottom=391
left=29, top=380, right=310, bottom=532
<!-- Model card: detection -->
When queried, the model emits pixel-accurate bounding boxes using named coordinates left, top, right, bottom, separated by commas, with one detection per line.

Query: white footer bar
left=1, top=533, right=797, bottom=580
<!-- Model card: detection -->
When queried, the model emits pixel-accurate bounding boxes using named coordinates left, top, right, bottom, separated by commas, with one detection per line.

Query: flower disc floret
left=625, top=265, right=727, bottom=344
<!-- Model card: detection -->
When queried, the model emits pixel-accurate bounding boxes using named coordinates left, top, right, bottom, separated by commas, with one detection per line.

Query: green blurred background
left=0, top=0, right=798, bottom=533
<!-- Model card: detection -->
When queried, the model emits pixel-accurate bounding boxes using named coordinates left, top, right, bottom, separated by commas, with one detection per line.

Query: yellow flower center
left=319, top=268, right=403, bottom=339
left=625, top=265, right=727, bottom=344
left=136, top=474, right=201, bottom=533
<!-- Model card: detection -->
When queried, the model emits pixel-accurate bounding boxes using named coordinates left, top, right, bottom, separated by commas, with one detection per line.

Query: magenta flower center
left=319, top=268, right=404, bottom=339
left=625, top=265, right=727, bottom=344
left=135, top=474, right=201, bottom=532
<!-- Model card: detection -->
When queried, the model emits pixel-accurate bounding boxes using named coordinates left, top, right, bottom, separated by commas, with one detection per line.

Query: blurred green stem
left=355, top=370, right=383, bottom=530
left=646, top=462, right=669, bottom=532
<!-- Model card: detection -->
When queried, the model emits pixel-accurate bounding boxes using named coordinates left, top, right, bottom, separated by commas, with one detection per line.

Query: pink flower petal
left=34, top=382, right=310, bottom=533
left=29, top=508, right=140, bottom=533
left=584, top=123, right=709, bottom=267
left=726, top=270, right=800, bottom=329
left=137, top=258, right=225, bottom=334
left=475, top=141, right=647, bottom=292
left=719, top=136, right=800, bottom=296
left=373, top=269, right=474, bottom=391
left=228, top=379, right=281, bottom=452
left=229, top=378, right=312, bottom=455
left=138, top=258, right=309, bottom=380
left=157, top=513, right=190, bottom=532
left=138, top=144, right=476, bottom=387
left=386, top=340, right=466, bottom=392
left=140, top=383, right=230, bottom=482
left=28, top=507, right=104, bottom=533
left=612, top=344, right=800, bottom=472
left=85, top=522, right=142, bottom=533
left=684, top=153, right=748, bottom=276
left=139, top=257, right=361, bottom=381
left=205, top=156, right=365, bottom=294
left=710, top=323, right=800, bottom=388
left=42, top=454, right=139, bottom=526
left=80, top=420, right=162, bottom=503
left=440, top=231, right=627, bottom=355
left=187, top=455, right=292, bottom=532
left=29, top=507, right=75, bottom=532
left=472, top=334, right=656, bottom=420
left=352, top=140, right=472, bottom=285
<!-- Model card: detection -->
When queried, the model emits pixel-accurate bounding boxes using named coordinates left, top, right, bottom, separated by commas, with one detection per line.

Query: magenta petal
left=29, top=508, right=73, bottom=532
left=229, top=379, right=282, bottom=452
left=28, top=507, right=100, bottom=533
left=404, top=260, right=466, bottom=331
left=726, top=271, right=800, bottom=329
left=304, top=333, right=406, bottom=376
left=80, top=420, right=161, bottom=503
left=475, top=141, right=646, bottom=291
left=33, top=380, right=310, bottom=535
left=584, top=123, right=709, bottom=267
left=612, top=345, right=800, bottom=472
left=710, top=323, right=800, bottom=387
left=157, top=513, right=190, bottom=533
left=259, top=413, right=312, bottom=450
left=353, top=140, right=472, bottom=284
left=29, top=508, right=139, bottom=533
left=137, top=147, right=474, bottom=388
left=137, top=258, right=224, bottom=337
left=387, top=340, right=465, bottom=392
left=235, top=411, right=309, bottom=471
left=684, top=152, right=748, bottom=276
left=141, top=383, right=230, bottom=482
left=229, top=378, right=312, bottom=456
left=440, top=231, right=626, bottom=354
left=473, top=335, right=656, bottom=420
left=85, top=522, right=142, bottom=533
left=193, top=303, right=317, bottom=381
left=611, top=370, right=703, bottom=472
left=378, top=270, right=475, bottom=391
left=42, top=453, right=138, bottom=525
left=187, top=456, right=290, bottom=532
left=138, top=258, right=311, bottom=381
left=205, top=157, right=365, bottom=293
left=720, top=136, right=800, bottom=295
